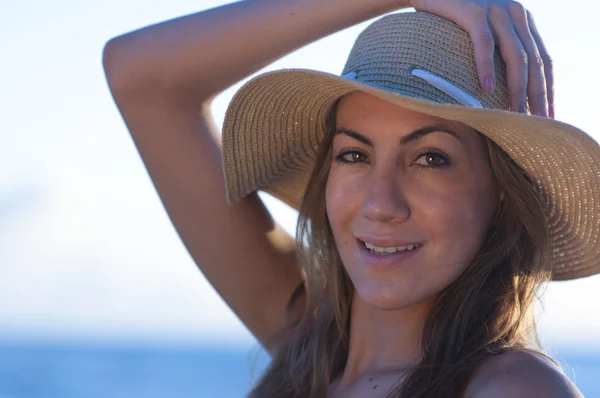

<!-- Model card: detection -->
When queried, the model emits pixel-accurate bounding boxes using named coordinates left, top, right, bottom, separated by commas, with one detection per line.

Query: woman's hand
left=411, top=0, right=553, bottom=118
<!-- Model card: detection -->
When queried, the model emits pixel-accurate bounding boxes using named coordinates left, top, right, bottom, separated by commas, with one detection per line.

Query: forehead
left=336, top=91, right=479, bottom=140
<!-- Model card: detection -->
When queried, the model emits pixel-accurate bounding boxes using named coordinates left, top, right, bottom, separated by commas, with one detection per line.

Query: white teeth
left=364, top=241, right=421, bottom=254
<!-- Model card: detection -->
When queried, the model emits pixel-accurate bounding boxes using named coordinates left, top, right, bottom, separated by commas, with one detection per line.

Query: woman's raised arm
left=102, top=0, right=414, bottom=355
left=101, top=0, right=552, bottom=355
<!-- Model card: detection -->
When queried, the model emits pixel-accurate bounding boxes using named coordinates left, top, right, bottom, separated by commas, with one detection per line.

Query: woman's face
left=326, top=91, right=501, bottom=310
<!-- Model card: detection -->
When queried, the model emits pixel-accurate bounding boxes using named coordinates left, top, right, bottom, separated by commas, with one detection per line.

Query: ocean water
left=0, top=340, right=598, bottom=397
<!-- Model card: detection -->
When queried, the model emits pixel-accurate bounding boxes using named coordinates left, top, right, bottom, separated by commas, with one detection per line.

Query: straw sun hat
left=221, top=11, right=600, bottom=281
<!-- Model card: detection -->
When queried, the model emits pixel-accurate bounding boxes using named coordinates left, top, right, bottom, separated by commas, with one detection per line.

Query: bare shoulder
left=464, top=349, right=583, bottom=398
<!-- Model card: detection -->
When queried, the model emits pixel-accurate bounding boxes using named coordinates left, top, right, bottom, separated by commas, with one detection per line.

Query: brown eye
left=415, top=152, right=448, bottom=168
left=337, top=151, right=367, bottom=163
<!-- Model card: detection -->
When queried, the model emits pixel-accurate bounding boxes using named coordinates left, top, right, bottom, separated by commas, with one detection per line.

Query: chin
left=354, top=280, right=437, bottom=311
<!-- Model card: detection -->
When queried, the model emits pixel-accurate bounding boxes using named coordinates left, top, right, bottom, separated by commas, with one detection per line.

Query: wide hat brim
left=221, top=14, right=600, bottom=281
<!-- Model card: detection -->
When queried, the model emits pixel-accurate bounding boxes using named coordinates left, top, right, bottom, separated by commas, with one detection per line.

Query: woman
left=103, top=0, right=593, bottom=396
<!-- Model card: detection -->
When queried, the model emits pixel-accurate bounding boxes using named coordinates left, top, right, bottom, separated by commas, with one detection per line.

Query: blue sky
left=1, top=0, right=599, bottom=349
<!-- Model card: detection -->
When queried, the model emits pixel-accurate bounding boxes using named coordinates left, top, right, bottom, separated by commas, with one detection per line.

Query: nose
left=360, top=164, right=410, bottom=223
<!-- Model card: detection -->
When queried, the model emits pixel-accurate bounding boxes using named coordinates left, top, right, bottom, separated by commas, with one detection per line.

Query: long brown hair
left=248, top=100, right=553, bottom=398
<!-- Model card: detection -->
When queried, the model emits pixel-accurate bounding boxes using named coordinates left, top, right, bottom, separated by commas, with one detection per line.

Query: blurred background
left=1, top=0, right=599, bottom=396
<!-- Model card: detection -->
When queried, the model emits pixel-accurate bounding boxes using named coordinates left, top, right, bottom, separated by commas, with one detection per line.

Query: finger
left=467, top=12, right=497, bottom=93
left=489, top=5, right=528, bottom=113
left=527, top=10, right=555, bottom=118
left=509, top=2, right=548, bottom=117
left=508, top=7, right=547, bottom=116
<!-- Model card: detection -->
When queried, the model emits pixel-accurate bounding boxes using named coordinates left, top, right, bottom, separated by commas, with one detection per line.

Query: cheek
left=325, top=175, right=343, bottom=252
left=418, top=182, right=496, bottom=268
left=326, top=169, right=369, bottom=264
left=325, top=167, right=359, bottom=233
left=325, top=174, right=339, bottom=228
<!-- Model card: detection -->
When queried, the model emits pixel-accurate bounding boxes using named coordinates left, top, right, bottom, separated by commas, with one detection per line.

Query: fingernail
left=485, top=76, right=495, bottom=92
left=538, top=108, right=549, bottom=118
left=549, top=104, right=555, bottom=119
left=519, top=105, right=528, bottom=114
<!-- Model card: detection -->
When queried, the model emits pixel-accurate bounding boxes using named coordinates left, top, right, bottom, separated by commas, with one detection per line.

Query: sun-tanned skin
left=103, top=0, right=559, bottom=394
left=326, top=92, right=581, bottom=397
left=103, top=0, right=552, bottom=356
left=327, top=91, right=500, bottom=384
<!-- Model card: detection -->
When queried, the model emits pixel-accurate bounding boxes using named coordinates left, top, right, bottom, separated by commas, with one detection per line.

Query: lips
left=356, top=235, right=422, bottom=248
left=356, top=238, right=422, bottom=269
left=363, top=240, right=421, bottom=254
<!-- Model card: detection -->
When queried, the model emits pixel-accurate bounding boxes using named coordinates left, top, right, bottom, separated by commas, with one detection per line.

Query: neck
left=336, top=290, right=432, bottom=386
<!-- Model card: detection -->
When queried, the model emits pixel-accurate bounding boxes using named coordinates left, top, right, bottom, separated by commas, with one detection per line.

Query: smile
left=357, top=239, right=423, bottom=269
left=363, top=241, right=422, bottom=255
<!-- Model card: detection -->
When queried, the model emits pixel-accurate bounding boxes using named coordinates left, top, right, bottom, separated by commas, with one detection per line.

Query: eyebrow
left=334, top=124, right=461, bottom=147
